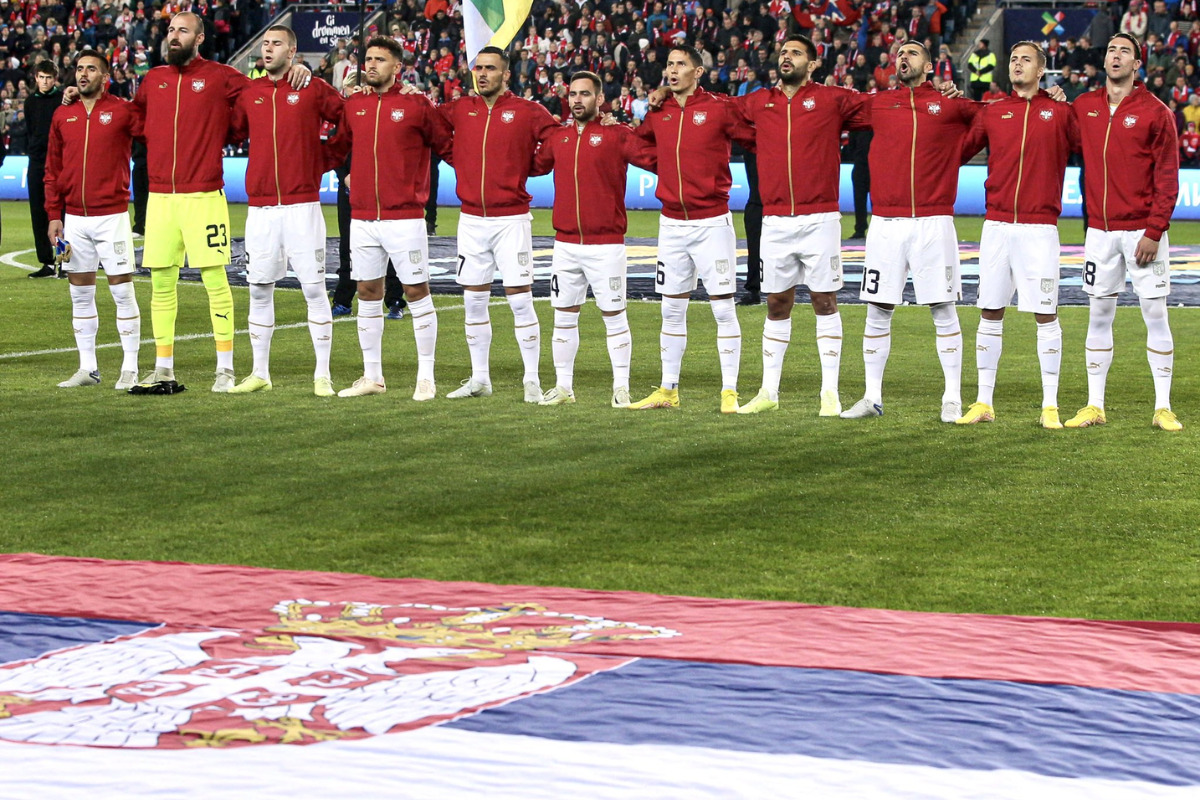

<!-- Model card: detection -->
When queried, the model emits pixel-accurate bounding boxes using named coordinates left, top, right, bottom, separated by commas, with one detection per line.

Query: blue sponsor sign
left=292, top=11, right=361, bottom=53
left=1004, top=9, right=1097, bottom=53
left=6, top=156, right=1200, bottom=221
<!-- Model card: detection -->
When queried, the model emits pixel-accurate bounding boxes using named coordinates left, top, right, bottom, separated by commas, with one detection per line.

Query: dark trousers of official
left=852, top=160, right=870, bottom=235
left=332, top=168, right=404, bottom=309
left=741, top=153, right=762, bottom=294
left=27, top=160, right=53, bottom=266
left=131, top=152, right=149, bottom=234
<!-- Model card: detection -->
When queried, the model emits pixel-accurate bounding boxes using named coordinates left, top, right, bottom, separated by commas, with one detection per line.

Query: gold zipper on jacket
left=171, top=77, right=181, bottom=192
left=787, top=93, right=795, bottom=215
left=272, top=84, right=281, bottom=205
left=1102, top=100, right=1117, bottom=229
left=373, top=95, right=382, bottom=219
left=1013, top=100, right=1030, bottom=223
left=675, top=105, right=687, bottom=219
left=908, top=88, right=917, bottom=217
left=80, top=108, right=91, bottom=215
left=481, top=103, right=492, bottom=215
left=573, top=126, right=583, bottom=244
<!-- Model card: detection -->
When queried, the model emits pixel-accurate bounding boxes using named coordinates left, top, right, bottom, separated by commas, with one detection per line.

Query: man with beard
left=1066, top=33, right=1182, bottom=431
left=957, top=42, right=1079, bottom=429
left=841, top=41, right=980, bottom=423
left=531, top=71, right=655, bottom=407
left=125, top=12, right=308, bottom=394
left=439, top=46, right=558, bottom=403
left=227, top=26, right=343, bottom=397
left=44, top=50, right=141, bottom=389
left=734, top=36, right=871, bottom=417
left=325, top=37, right=450, bottom=399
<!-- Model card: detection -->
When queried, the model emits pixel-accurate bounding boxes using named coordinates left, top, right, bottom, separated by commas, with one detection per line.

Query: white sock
left=815, top=311, right=842, bottom=394
left=931, top=302, right=962, bottom=405
left=508, top=292, right=540, bottom=385
left=1085, top=297, right=1116, bottom=410
left=1141, top=296, right=1174, bottom=409
left=357, top=298, right=385, bottom=384
left=302, top=280, right=333, bottom=380
left=761, top=317, right=791, bottom=396
left=863, top=304, right=893, bottom=404
left=463, top=289, right=492, bottom=385
left=248, top=282, right=275, bottom=381
left=216, top=349, right=234, bottom=372
left=409, top=294, right=437, bottom=383
left=603, top=310, right=632, bottom=391
left=108, top=281, right=140, bottom=373
left=1036, top=319, right=1062, bottom=408
left=156, top=354, right=174, bottom=370
left=711, top=297, right=741, bottom=391
left=975, top=318, right=1003, bottom=406
left=551, top=309, right=579, bottom=392
left=70, top=284, right=98, bottom=372
left=660, top=296, right=689, bottom=388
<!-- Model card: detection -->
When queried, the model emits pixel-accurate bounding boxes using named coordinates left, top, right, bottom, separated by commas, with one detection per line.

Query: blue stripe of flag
left=449, top=657, right=1200, bottom=786
left=0, top=611, right=157, bottom=664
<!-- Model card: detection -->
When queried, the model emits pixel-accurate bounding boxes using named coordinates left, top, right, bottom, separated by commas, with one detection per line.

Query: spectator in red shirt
left=981, top=81, right=1006, bottom=102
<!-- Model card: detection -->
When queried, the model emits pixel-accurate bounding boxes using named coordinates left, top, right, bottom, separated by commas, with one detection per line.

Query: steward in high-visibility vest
left=968, top=39, right=997, bottom=99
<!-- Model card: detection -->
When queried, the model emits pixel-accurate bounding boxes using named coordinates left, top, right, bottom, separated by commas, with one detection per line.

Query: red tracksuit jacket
left=44, top=93, right=137, bottom=218
left=735, top=83, right=870, bottom=216
left=326, top=83, right=452, bottom=221
left=231, top=76, right=343, bottom=207
left=867, top=83, right=980, bottom=218
left=634, top=87, right=755, bottom=220
left=439, top=91, right=558, bottom=216
left=961, top=90, right=1079, bottom=225
left=533, top=119, right=656, bottom=244
left=1073, top=82, right=1179, bottom=240
left=132, top=56, right=250, bottom=194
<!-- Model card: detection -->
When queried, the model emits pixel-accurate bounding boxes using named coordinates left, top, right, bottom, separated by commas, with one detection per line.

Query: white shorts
left=350, top=218, right=429, bottom=284
left=245, top=202, right=328, bottom=284
left=455, top=212, right=534, bottom=288
left=861, top=216, right=961, bottom=305
left=656, top=213, right=738, bottom=296
left=977, top=220, right=1060, bottom=313
left=62, top=212, right=134, bottom=276
left=1083, top=228, right=1171, bottom=299
left=550, top=241, right=627, bottom=312
left=761, top=212, right=844, bottom=294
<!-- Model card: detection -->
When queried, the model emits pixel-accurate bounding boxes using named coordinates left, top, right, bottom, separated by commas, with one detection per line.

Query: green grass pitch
left=3, top=200, right=1200, bottom=622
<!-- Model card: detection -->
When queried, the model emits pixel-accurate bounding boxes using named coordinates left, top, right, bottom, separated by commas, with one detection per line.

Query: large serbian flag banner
left=2, top=554, right=1200, bottom=798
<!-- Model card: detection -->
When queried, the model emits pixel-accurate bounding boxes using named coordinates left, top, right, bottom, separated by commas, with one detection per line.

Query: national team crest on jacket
left=287, top=93, right=300, bottom=105
left=391, top=108, right=405, bottom=122
left=501, top=110, right=515, bottom=123
left=803, top=97, right=816, bottom=110
left=1040, top=108, right=1053, bottom=121
left=99, top=111, right=112, bottom=125
left=1123, top=114, right=1139, bottom=128
left=589, top=133, right=603, bottom=146
left=926, top=101, right=941, bottom=115
left=692, top=110, right=707, bottom=125
left=191, top=78, right=205, bottom=92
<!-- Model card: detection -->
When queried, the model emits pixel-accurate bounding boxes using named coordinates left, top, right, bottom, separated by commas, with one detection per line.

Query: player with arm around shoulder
left=439, top=46, right=559, bottom=403
left=46, top=50, right=141, bottom=391
left=956, top=41, right=1079, bottom=429
left=733, top=35, right=871, bottom=417
left=227, top=25, right=344, bottom=397
left=533, top=70, right=656, bottom=408
left=841, top=41, right=981, bottom=423
left=630, top=44, right=756, bottom=414
left=1066, top=33, right=1182, bottom=431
